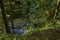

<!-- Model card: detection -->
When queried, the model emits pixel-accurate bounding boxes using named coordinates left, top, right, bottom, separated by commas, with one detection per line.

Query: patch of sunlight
left=13, top=37, right=16, bottom=40
left=45, top=38, right=49, bottom=40
left=41, top=26, right=54, bottom=31
left=0, top=37, right=1, bottom=40
left=56, top=20, right=60, bottom=25
left=39, top=23, right=55, bottom=31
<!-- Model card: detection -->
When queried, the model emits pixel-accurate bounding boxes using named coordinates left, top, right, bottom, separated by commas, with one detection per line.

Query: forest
left=0, top=0, right=60, bottom=40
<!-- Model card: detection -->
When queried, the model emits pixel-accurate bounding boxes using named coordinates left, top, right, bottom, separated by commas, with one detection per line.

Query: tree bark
left=0, top=0, right=10, bottom=33
left=53, top=0, right=60, bottom=21
left=8, top=0, right=15, bottom=34
left=53, top=0, right=60, bottom=25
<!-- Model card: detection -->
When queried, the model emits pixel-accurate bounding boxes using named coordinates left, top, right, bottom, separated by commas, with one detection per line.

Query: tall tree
left=8, top=0, right=15, bottom=34
left=53, top=0, right=60, bottom=24
left=0, top=0, right=10, bottom=33
left=53, top=0, right=60, bottom=21
left=48, top=0, right=60, bottom=23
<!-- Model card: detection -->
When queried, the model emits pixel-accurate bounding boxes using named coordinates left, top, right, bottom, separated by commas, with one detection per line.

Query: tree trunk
left=8, top=0, right=15, bottom=34
left=0, top=0, right=10, bottom=33
left=53, top=0, right=60, bottom=21
left=53, top=0, right=60, bottom=25
left=48, top=0, right=60, bottom=23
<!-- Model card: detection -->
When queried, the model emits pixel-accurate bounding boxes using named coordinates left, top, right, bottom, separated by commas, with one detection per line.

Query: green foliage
left=0, top=0, right=60, bottom=40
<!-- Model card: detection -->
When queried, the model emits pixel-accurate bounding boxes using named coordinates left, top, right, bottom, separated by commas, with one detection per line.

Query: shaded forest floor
left=0, top=16, right=60, bottom=40
left=26, top=26, right=60, bottom=40
left=0, top=25, right=60, bottom=40
left=19, top=26, right=60, bottom=40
